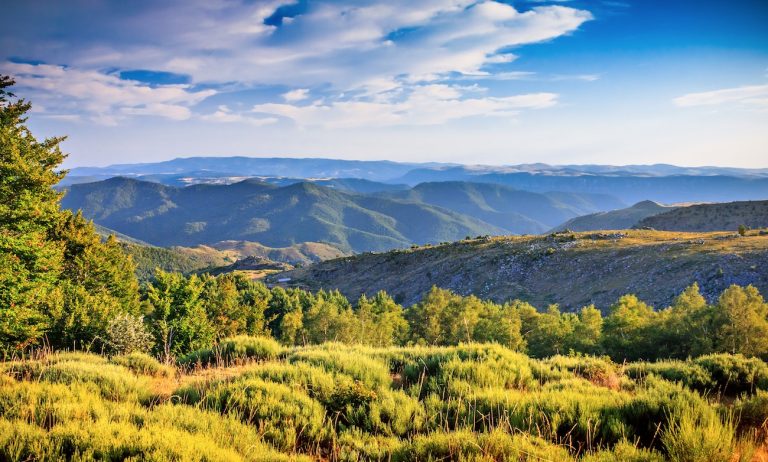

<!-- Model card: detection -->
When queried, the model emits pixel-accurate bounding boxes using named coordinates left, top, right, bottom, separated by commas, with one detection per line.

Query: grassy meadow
left=3, top=339, right=768, bottom=461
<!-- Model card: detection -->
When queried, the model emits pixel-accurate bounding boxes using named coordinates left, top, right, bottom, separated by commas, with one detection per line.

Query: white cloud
left=282, top=88, right=310, bottom=102
left=13, top=1, right=591, bottom=93
left=201, top=105, right=279, bottom=126
left=2, top=1, right=592, bottom=127
left=1, top=61, right=215, bottom=124
left=252, top=84, right=557, bottom=128
left=674, top=84, right=768, bottom=108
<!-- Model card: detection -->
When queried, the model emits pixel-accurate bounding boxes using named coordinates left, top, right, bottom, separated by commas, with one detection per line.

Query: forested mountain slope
left=61, top=177, right=503, bottom=252
left=279, top=230, right=768, bottom=310
left=380, top=181, right=624, bottom=233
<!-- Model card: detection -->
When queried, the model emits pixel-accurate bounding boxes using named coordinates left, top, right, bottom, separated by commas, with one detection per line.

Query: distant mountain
left=635, top=200, right=768, bottom=232
left=551, top=200, right=676, bottom=232
left=64, top=157, right=768, bottom=205
left=279, top=230, right=768, bottom=310
left=60, top=172, right=411, bottom=194
left=380, top=182, right=625, bottom=233
left=68, top=156, right=447, bottom=182
left=395, top=171, right=768, bottom=204
left=61, top=177, right=504, bottom=252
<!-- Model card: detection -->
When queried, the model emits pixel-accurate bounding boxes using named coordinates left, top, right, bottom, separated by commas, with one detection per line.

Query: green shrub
left=582, top=440, right=664, bottom=462
left=179, top=335, right=281, bottom=367
left=734, top=390, right=768, bottom=433
left=661, top=404, right=735, bottom=462
left=180, top=376, right=329, bottom=451
left=110, top=352, right=173, bottom=377
left=0, top=380, right=308, bottom=462
left=2, top=359, right=151, bottom=402
left=694, top=353, right=768, bottom=394
left=625, top=360, right=714, bottom=391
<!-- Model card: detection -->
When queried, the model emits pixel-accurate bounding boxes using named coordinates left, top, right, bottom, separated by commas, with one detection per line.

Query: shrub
left=110, top=352, right=173, bottom=377
left=582, top=440, right=664, bottom=462
left=2, top=359, right=151, bottom=402
left=734, top=390, right=768, bottom=434
left=104, top=314, right=154, bottom=355
left=179, top=376, right=329, bottom=451
left=694, top=353, right=768, bottom=394
left=625, top=361, right=714, bottom=391
left=179, top=335, right=281, bottom=367
left=661, top=404, right=735, bottom=462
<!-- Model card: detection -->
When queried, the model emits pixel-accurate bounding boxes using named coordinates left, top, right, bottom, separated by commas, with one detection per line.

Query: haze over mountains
left=62, top=177, right=506, bottom=252
left=63, top=157, right=768, bottom=204
left=60, top=157, right=768, bottom=255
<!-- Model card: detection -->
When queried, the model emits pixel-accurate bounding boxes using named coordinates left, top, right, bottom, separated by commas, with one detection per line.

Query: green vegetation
left=2, top=344, right=767, bottom=461
left=4, top=76, right=768, bottom=460
left=380, top=181, right=624, bottom=234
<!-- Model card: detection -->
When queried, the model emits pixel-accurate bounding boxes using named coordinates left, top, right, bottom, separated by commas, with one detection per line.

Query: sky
left=1, top=0, right=767, bottom=168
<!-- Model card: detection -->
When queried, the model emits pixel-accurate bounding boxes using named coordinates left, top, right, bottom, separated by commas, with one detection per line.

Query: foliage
left=0, top=76, right=139, bottom=352
left=2, top=344, right=766, bottom=461
left=104, top=313, right=154, bottom=355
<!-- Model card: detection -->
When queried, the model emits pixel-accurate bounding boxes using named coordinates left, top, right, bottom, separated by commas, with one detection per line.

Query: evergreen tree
left=0, top=75, right=140, bottom=351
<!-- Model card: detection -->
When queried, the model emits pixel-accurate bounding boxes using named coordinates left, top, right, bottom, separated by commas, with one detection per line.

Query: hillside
left=551, top=200, right=676, bottom=232
left=61, top=177, right=503, bottom=252
left=636, top=200, right=768, bottom=231
left=209, top=240, right=346, bottom=264
left=380, top=181, right=624, bottom=233
left=278, top=230, right=768, bottom=310
left=397, top=169, right=768, bottom=204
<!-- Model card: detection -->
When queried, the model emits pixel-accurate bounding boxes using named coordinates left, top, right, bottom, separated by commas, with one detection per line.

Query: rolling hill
left=277, top=230, right=768, bottom=311
left=61, top=177, right=504, bottom=252
left=381, top=181, right=624, bottom=233
left=550, top=200, right=676, bottom=232
left=635, top=200, right=768, bottom=232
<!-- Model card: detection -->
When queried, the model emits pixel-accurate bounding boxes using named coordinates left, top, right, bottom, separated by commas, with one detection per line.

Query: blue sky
left=1, top=0, right=766, bottom=167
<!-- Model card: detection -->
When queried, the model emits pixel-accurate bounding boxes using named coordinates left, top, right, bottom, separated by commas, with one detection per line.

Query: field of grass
left=3, top=339, right=768, bottom=461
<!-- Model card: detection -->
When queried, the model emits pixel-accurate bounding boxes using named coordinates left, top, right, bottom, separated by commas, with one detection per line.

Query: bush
left=178, top=376, right=329, bottom=451
left=179, top=335, right=281, bottom=367
left=2, top=359, right=151, bottom=402
left=694, top=353, right=768, bottom=394
left=661, top=405, right=735, bottom=462
left=104, top=314, right=154, bottom=355
left=625, top=360, right=714, bottom=391
left=110, top=352, right=173, bottom=377
left=734, top=390, right=768, bottom=434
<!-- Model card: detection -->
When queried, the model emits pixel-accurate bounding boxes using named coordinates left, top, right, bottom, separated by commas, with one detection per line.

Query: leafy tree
left=354, top=291, right=408, bottom=346
left=714, top=285, right=768, bottom=357
left=602, top=294, right=658, bottom=361
left=143, top=270, right=215, bottom=361
left=658, top=283, right=714, bottom=358
left=525, top=304, right=574, bottom=357
left=473, top=300, right=525, bottom=351
left=105, top=314, right=154, bottom=355
left=0, top=75, right=139, bottom=351
left=564, top=304, right=603, bottom=355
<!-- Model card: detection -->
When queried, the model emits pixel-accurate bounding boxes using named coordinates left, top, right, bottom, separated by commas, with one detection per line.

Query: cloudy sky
left=2, top=0, right=767, bottom=167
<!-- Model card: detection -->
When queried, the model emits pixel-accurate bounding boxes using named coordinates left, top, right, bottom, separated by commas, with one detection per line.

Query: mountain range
left=61, top=177, right=509, bottom=252
left=61, top=157, right=768, bottom=206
